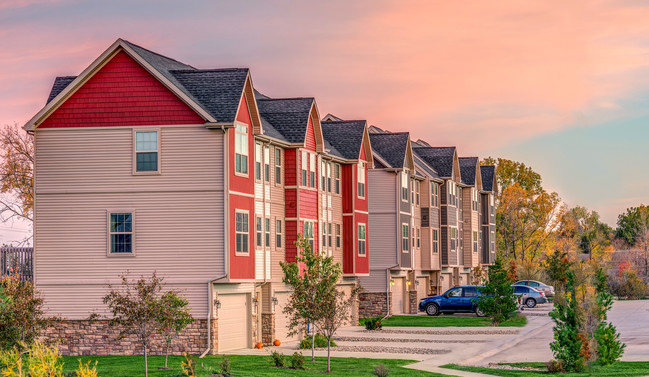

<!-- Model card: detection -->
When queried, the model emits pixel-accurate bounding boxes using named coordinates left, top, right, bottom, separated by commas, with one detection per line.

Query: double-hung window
left=309, top=153, right=316, bottom=188
left=322, top=222, right=327, bottom=247
left=450, top=227, right=457, bottom=250
left=357, top=162, right=365, bottom=198
left=402, top=224, right=409, bottom=252
left=135, top=131, right=159, bottom=173
left=327, top=163, right=332, bottom=192
left=265, top=218, right=271, bottom=247
left=431, top=182, right=439, bottom=207
left=416, top=182, right=420, bottom=205
left=336, top=224, right=341, bottom=248
left=328, top=223, right=332, bottom=247
left=448, top=181, right=455, bottom=206
left=417, top=227, right=420, bottom=248
left=432, top=229, right=439, bottom=253
left=401, top=172, right=408, bottom=201
left=235, top=212, right=249, bottom=254
left=255, top=143, right=262, bottom=181
left=235, top=124, right=249, bottom=174
left=256, top=216, right=263, bottom=247
left=301, top=151, right=308, bottom=186
left=275, top=219, right=282, bottom=248
left=264, top=145, right=270, bottom=182
left=473, top=231, right=478, bottom=253
left=335, top=164, right=341, bottom=194
left=303, top=221, right=314, bottom=250
left=491, top=231, right=495, bottom=252
left=358, top=224, right=366, bottom=256
left=411, top=179, right=415, bottom=204
left=275, top=148, right=282, bottom=184
left=321, top=161, right=327, bottom=191
left=109, top=212, right=133, bottom=254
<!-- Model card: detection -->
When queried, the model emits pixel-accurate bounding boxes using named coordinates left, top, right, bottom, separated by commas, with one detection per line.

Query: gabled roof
left=481, top=165, right=496, bottom=192
left=28, top=38, right=262, bottom=130
left=369, top=132, right=409, bottom=169
left=414, top=154, right=441, bottom=180
left=458, top=157, right=479, bottom=186
left=322, top=113, right=343, bottom=122
left=321, top=120, right=366, bottom=160
left=412, top=146, right=456, bottom=178
left=256, top=97, right=314, bottom=144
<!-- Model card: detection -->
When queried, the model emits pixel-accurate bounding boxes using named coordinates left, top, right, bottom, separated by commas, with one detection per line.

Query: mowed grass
left=442, top=362, right=649, bottom=377
left=381, top=314, right=527, bottom=327
left=61, top=355, right=450, bottom=376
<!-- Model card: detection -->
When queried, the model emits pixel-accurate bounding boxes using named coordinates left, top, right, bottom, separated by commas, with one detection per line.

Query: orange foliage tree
left=0, top=123, right=33, bottom=223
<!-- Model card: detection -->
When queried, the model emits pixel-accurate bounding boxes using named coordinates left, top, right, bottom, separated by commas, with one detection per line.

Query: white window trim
left=334, top=163, right=341, bottom=195
left=132, top=128, right=161, bottom=175
left=264, top=145, right=270, bottom=182
left=234, top=122, right=249, bottom=177
left=256, top=216, right=263, bottom=248
left=255, top=143, right=262, bottom=182
left=358, top=223, right=367, bottom=257
left=106, top=209, right=136, bottom=257
left=274, top=147, right=283, bottom=186
left=401, top=172, right=408, bottom=202
left=275, top=218, right=283, bottom=249
left=402, top=223, right=410, bottom=253
left=235, top=209, right=250, bottom=256
left=357, top=162, right=366, bottom=199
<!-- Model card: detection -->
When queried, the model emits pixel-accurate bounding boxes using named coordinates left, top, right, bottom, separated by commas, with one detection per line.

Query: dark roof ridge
left=121, top=39, right=196, bottom=70
left=258, top=97, right=315, bottom=102
left=170, top=68, right=249, bottom=73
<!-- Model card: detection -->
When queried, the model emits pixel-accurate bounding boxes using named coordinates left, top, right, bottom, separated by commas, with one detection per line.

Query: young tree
left=0, top=123, right=33, bottom=224
left=103, top=272, right=167, bottom=377
left=593, top=267, right=625, bottom=365
left=280, top=235, right=322, bottom=361
left=475, top=258, right=518, bottom=325
left=158, top=291, right=194, bottom=369
left=0, top=270, right=52, bottom=350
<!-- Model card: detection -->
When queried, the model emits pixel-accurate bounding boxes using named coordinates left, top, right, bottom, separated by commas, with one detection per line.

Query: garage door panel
left=392, top=278, right=404, bottom=314
left=275, top=292, right=298, bottom=342
left=218, top=294, right=248, bottom=352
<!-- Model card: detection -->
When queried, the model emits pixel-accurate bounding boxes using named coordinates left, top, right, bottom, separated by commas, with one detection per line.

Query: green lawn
left=442, top=362, right=649, bottom=376
left=380, top=314, right=527, bottom=327
left=61, top=355, right=450, bottom=376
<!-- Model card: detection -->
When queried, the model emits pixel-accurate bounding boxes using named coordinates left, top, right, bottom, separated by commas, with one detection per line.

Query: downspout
left=200, top=274, right=228, bottom=358
left=383, top=264, right=399, bottom=319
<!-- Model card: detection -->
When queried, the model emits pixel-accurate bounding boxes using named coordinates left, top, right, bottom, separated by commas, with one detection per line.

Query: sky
left=2, top=0, right=649, bottom=243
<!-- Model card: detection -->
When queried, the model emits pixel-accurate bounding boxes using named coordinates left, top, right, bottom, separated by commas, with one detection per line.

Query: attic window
left=235, top=124, right=249, bottom=174
left=357, top=162, right=365, bottom=199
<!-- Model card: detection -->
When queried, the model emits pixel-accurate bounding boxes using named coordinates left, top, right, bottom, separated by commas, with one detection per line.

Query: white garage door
left=416, top=277, right=429, bottom=301
left=274, top=292, right=298, bottom=342
left=217, top=294, right=249, bottom=352
left=391, top=278, right=404, bottom=315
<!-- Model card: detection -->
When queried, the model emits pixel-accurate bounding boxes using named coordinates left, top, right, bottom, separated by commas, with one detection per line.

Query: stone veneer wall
left=358, top=292, right=389, bottom=318
left=43, top=319, right=214, bottom=356
left=408, top=291, right=418, bottom=314
left=261, top=313, right=275, bottom=345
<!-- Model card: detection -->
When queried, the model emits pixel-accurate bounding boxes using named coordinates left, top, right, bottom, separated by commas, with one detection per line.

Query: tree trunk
left=164, top=341, right=169, bottom=369
left=144, top=344, right=148, bottom=377
left=327, top=337, right=331, bottom=372
left=311, top=323, right=315, bottom=362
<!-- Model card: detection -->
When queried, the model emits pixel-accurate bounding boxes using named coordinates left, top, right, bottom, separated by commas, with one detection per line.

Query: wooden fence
left=1, top=247, right=33, bottom=282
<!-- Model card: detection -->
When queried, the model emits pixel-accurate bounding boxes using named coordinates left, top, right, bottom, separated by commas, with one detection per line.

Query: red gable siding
left=359, top=142, right=366, bottom=161
left=304, top=116, right=316, bottom=152
left=229, top=94, right=255, bottom=195
left=40, top=51, right=204, bottom=128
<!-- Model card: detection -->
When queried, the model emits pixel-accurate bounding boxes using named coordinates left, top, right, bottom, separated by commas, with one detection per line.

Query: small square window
left=135, top=131, right=158, bottom=172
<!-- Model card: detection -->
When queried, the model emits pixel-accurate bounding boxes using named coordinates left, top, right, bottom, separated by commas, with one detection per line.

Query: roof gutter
left=205, top=122, right=235, bottom=130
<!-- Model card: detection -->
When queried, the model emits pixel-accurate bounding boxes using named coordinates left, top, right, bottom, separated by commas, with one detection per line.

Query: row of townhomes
left=25, top=39, right=497, bottom=355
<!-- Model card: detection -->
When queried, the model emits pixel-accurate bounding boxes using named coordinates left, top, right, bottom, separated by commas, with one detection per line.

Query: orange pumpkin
left=273, top=339, right=281, bottom=346
left=255, top=342, right=263, bottom=349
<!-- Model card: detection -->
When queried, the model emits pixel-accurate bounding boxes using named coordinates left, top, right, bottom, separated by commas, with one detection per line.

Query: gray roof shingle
left=47, top=76, right=76, bottom=104
left=412, top=146, right=456, bottom=178
left=459, top=157, right=479, bottom=186
left=256, top=98, right=314, bottom=144
left=170, top=68, right=248, bottom=123
left=369, top=132, right=409, bottom=169
left=414, top=154, right=440, bottom=180
left=481, top=165, right=496, bottom=192
left=321, top=120, right=366, bottom=160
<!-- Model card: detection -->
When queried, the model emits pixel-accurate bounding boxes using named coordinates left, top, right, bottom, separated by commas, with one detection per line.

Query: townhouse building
left=479, top=165, right=497, bottom=266
left=25, top=39, right=372, bottom=356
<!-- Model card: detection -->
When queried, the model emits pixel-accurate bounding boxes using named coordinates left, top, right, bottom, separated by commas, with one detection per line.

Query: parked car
left=514, top=280, right=555, bottom=297
left=513, top=285, right=547, bottom=308
left=418, top=285, right=485, bottom=317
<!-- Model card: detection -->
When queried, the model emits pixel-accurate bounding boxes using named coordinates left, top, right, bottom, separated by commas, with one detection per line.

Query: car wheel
left=425, top=303, right=439, bottom=316
left=525, top=298, right=536, bottom=308
left=475, top=307, right=485, bottom=317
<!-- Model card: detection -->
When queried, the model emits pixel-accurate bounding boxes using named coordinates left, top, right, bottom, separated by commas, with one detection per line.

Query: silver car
left=514, top=280, right=555, bottom=297
left=512, top=285, right=547, bottom=308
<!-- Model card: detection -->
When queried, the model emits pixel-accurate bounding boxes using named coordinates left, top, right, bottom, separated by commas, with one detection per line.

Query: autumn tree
left=103, top=272, right=173, bottom=377
left=0, top=123, right=33, bottom=226
left=557, top=205, right=613, bottom=255
left=482, top=158, right=561, bottom=265
left=616, top=205, right=649, bottom=276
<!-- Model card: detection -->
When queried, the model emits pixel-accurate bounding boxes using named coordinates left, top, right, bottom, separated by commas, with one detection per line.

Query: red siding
left=355, top=212, right=369, bottom=274
left=285, top=189, right=298, bottom=218
left=229, top=194, right=255, bottom=280
left=40, top=51, right=204, bottom=128
left=298, top=189, right=318, bottom=218
left=342, top=164, right=353, bottom=213
left=284, top=149, right=297, bottom=186
left=285, top=220, right=298, bottom=263
left=343, top=217, right=354, bottom=274
left=229, top=94, right=255, bottom=195
left=355, top=146, right=369, bottom=213
left=304, top=116, right=316, bottom=152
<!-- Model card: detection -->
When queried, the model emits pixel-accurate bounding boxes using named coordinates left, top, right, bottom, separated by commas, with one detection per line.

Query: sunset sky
left=2, top=0, right=649, bottom=242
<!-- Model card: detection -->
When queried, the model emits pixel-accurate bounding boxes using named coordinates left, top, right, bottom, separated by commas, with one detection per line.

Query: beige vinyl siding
left=331, top=193, right=343, bottom=266
left=462, top=189, right=480, bottom=268
left=270, top=202, right=286, bottom=283
left=358, top=268, right=388, bottom=293
left=34, top=125, right=225, bottom=320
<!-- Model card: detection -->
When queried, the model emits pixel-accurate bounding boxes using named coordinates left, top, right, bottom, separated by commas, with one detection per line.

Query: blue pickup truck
left=418, top=285, right=485, bottom=317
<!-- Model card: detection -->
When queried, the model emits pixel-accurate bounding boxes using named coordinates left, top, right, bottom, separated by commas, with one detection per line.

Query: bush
left=270, top=350, right=285, bottom=367
left=290, top=352, right=304, bottom=370
left=363, top=317, right=383, bottom=331
left=546, top=359, right=563, bottom=373
left=74, top=360, right=99, bottom=377
left=372, top=363, right=390, bottom=377
left=299, top=333, right=335, bottom=349
left=219, top=357, right=231, bottom=374
left=0, top=340, right=64, bottom=377
left=609, top=264, right=648, bottom=299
